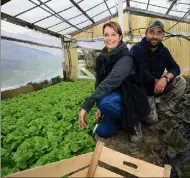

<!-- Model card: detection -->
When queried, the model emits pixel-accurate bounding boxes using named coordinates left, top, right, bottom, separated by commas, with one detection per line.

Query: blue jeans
left=96, top=92, right=122, bottom=138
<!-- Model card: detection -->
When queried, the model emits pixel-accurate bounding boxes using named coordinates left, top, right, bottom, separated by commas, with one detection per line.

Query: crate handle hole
left=123, top=161, right=138, bottom=169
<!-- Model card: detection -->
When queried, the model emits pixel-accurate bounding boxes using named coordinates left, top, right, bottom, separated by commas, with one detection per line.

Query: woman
left=79, top=21, right=150, bottom=143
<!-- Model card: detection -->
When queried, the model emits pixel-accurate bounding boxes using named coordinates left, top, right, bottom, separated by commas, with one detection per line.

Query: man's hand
left=96, top=109, right=104, bottom=122
left=154, top=77, right=167, bottom=94
left=79, top=109, right=87, bottom=128
left=154, top=79, right=159, bottom=86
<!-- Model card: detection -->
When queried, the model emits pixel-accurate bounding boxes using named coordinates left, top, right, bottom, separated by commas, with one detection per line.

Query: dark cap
left=147, top=20, right=165, bottom=32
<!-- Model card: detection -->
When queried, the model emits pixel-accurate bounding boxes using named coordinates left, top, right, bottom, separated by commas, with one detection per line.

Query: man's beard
left=147, top=39, right=161, bottom=48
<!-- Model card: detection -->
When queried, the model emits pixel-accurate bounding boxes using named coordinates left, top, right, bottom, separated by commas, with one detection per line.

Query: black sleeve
left=94, top=58, right=100, bottom=89
left=81, top=56, right=135, bottom=112
left=95, top=71, right=101, bottom=89
left=165, top=48, right=180, bottom=77
left=130, top=46, right=156, bottom=84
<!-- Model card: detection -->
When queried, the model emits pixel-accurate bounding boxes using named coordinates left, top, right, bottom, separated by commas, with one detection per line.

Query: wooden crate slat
left=87, top=141, right=104, bottom=177
left=163, top=165, right=172, bottom=178
left=70, top=166, right=124, bottom=177
left=99, top=146, right=165, bottom=177
left=94, top=166, right=124, bottom=177
left=69, top=168, right=88, bottom=177
left=4, top=141, right=171, bottom=178
left=5, top=152, right=93, bottom=178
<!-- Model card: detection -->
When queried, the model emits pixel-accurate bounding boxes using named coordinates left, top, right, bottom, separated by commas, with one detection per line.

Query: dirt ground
left=95, top=76, right=190, bottom=178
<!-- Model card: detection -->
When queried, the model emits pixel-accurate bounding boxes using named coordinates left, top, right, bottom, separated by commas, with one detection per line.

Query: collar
left=101, top=41, right=128, bottom=56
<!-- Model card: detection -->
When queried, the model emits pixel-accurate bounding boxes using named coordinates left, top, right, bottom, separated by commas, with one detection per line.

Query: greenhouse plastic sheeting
left=1, top=40, right=63, bottom=91
left=77, top=40, right=105, bottom=50
left=1, top=0, right=189, bottom=35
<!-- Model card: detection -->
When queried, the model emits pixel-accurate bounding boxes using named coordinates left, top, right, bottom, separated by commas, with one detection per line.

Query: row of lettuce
left=1, top=80, right=96, bottom=176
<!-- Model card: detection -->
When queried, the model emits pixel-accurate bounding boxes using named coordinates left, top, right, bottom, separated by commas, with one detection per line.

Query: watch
left=163, top=76, right=171, bottom=83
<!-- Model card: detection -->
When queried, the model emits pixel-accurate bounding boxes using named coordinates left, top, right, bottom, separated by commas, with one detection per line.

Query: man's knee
left=157, top=76, right=186, bottom=112
left=172, top=76, right=186, bottom=93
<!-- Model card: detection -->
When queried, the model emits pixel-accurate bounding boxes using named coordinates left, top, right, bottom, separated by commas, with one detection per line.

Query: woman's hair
left=102, top=21, right=123, bottom=40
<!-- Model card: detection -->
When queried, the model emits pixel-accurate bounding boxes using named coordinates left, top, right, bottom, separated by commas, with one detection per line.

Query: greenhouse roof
left=1, top=0, right=190, bottom=37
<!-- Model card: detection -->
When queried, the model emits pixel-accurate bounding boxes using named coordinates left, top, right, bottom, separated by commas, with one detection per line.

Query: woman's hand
left=79, top=109, right=87, bottom=128
left=96, top=109, right=104, bottom=122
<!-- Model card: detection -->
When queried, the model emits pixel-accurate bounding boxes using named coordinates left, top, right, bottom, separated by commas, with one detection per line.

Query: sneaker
left=143, top=116, right=158, bottom=125
left=129, top=122, right=143, bottom=143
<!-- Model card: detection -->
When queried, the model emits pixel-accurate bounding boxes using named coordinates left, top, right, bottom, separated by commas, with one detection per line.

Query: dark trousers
left=96, top=92, right=122, bottom=138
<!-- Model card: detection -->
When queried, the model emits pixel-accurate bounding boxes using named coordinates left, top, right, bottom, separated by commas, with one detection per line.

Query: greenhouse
left=1, top=0, right=190, bottom=177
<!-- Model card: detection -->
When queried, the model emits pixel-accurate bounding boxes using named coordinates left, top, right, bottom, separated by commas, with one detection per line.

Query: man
left=130, top=20, right=186, bottom=124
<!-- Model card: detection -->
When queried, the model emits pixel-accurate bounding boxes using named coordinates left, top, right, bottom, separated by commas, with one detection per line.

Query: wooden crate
left=4, top=141, right=171, bottom=178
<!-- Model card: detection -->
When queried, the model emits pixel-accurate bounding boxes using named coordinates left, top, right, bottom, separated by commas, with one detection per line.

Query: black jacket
left=130, top=37, right=180, bottom=96
left=81, top=42, right=150, bottom=128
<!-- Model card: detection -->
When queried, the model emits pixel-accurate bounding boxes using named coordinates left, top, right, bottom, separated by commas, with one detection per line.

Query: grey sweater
left=81, top=43, right=135, bottom=112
